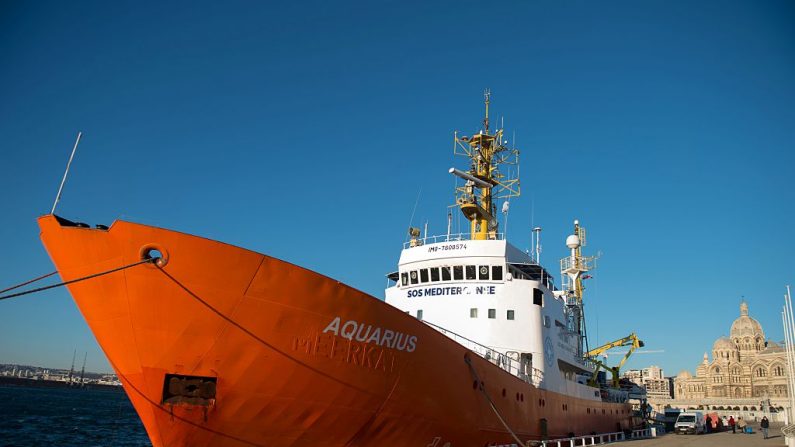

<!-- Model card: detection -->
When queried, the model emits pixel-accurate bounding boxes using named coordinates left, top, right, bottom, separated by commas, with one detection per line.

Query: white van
left=675, top=412, right=705, bottom=434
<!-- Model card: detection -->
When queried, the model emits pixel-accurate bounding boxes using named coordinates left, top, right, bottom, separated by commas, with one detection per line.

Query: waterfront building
left=623, top=366, right=672, bottom=399
left=663, top=302, right=788, bottom=414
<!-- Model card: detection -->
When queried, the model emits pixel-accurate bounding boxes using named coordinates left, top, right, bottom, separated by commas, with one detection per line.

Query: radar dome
left=566, top=235, right=580, bottom=249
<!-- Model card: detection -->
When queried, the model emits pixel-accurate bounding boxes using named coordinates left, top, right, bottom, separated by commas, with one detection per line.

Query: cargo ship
left=39, top=93, right=638, bottom=446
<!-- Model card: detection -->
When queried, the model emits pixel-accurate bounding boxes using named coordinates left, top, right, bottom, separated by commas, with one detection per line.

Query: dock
left=626, top=422, right=785, bottom=447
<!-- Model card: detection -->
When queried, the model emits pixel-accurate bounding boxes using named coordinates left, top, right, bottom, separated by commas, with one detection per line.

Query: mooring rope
left=0, top=270, right=58, bottom=294
left=464, top=354, right=530, bottom=447
left=0, top=258, right=155, bottom=302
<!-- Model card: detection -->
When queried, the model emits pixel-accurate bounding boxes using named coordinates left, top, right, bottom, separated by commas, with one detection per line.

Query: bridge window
left=470, top=308, right=478, bottom=318
left=401, top=272, right=408, bottom=286
left=507, top=310, right=515, bottom=320
left=410, top=271, right=418, bottom=284
left=453, top=266, right=464, bottom=280
left=488, top=309, right=496, bottom=319
left=417, top=309, right=423, bottom=320
left=492, top=266, right=503, bottom=280
left=430, top=267, right=440, bottom=282
left=466, top=265, right=477, bottom=280
left=441, top=267, right=452, bottom=281
left=420, top=269, right=429, bottom=283
left=533, top=289, right=543, bottom=306
left=479, top=266, right=490, bottom=280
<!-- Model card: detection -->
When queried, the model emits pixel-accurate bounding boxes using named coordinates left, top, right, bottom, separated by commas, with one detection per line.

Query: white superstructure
left=385, top=232, right=602, bottom=401
left=383, top=91, right=627, bottom=404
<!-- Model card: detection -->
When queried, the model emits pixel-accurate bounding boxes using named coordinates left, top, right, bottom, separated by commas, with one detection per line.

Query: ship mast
left=560, top=220, right=596, bottom=358
left=450, top=90, right=520, bottom=240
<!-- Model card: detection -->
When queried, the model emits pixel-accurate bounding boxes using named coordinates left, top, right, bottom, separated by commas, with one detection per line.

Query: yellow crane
left=586, top=333, right=644, bottom=388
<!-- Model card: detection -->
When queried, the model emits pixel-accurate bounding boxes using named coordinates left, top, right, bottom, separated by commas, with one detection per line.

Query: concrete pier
left=626, top=422, right=785, bottom=447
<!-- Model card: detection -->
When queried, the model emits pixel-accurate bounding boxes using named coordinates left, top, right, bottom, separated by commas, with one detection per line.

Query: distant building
left=623, top=365, right=672, bottom=399
left=671, top=301, right=787, bottom=408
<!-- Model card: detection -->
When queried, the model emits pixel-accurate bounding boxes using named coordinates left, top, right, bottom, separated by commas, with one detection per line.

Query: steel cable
left=0, top=258, right=155, bottom=302
left=0, top=271, right=58, bottom=294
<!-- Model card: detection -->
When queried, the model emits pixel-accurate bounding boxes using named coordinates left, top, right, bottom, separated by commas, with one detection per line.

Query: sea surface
left=0, top=385, right=150, bottom=447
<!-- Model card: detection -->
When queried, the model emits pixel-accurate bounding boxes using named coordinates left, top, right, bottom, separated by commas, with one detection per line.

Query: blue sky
left=1, top=1, right=793, bottom=375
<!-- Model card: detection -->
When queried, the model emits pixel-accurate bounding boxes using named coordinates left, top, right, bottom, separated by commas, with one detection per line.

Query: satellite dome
left=566, top=235, right=580, bottom=249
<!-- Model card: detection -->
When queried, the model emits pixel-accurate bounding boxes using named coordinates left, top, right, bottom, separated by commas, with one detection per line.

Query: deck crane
left=586, top=332, right=644, bottom=388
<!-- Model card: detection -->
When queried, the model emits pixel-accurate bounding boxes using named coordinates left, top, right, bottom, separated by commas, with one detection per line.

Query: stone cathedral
left=674, top=302, right=788, bottom=402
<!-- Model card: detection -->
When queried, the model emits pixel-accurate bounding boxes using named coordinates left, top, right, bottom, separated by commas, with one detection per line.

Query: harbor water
left=0, top=385, right=150, bottom=447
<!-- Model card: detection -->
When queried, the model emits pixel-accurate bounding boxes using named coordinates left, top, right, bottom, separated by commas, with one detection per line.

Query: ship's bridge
left=386, top=235, right=555, bottom=290
left=385, top=234, right=560, bottom=372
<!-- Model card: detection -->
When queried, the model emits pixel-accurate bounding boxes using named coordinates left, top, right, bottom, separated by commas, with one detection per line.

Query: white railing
left=559, top=256, right=596, bottom=274
left=539, top=428, right=654, bottom=447
left=422, top=320, right=544, bottom=386
left=403, top=232, right=505, bottom=249
left=540, top=431, right=624, bottom=447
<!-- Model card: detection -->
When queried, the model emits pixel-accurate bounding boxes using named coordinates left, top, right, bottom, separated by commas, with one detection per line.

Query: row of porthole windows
left=586, top=408, right=626, bottom=415
left=470, top=308, right=515, bottom=320
left=401, top=265, right=503, bottom=286
left=413, top=309, right=516, bottom=320
left=473, top=381, right=627, bottom=416
left=412, top=309, right=516, bottom=320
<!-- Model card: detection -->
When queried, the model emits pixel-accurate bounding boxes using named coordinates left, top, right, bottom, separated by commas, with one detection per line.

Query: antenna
left=446, top=210, right=452, bottom=241
left=51, top=132, right=82, bottom=215
left=67, top=348, right=76, bottom=384
left=448, top=167, right=492, bottom=189
left=483, top=89, right=491, bottom=131
left=405, top=188, right=422, bottom=243
left=78, top=352, right=87, bottom=387
left=502, top=201, right=510, bottom=239
left=533, top=226, right=542, bottom=264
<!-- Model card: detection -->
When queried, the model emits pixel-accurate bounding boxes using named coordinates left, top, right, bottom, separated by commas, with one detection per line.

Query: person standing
left=761, top=416, right=770, bottom=439
left=738, top=417, right=747, bottom=434
left=729, top=416, right=736, bottom=434
left=705, top=415, right=711, bottom=434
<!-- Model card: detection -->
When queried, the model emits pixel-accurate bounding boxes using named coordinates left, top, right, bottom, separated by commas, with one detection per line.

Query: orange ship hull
left=39, top=215, right=634, bottom=447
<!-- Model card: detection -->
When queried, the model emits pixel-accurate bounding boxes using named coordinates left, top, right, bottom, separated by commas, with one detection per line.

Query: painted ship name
left=291, top=317, right=418, bottom=375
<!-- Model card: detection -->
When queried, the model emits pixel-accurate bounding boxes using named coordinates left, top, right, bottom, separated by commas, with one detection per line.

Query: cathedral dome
left=677, top=370, right=692, bottom=379
left=730, top=301, right=765, bottom=340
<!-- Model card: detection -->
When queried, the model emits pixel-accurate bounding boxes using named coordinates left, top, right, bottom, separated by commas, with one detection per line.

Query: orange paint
left=39, top=215, right=637, bottom=447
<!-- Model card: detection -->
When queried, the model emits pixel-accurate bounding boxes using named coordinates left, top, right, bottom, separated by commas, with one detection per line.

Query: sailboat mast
left=78, top=352, right=87, bottom=387
left=67, top=348, right=76, bottom=384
